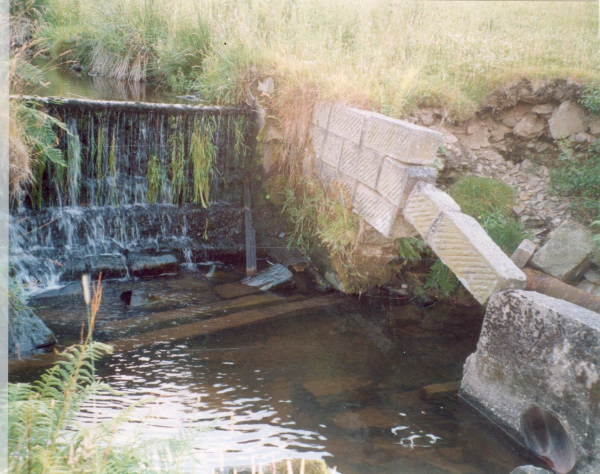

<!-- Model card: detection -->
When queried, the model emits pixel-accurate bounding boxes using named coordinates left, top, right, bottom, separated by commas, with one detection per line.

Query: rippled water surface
left=11, top=268, right=541, bottom=474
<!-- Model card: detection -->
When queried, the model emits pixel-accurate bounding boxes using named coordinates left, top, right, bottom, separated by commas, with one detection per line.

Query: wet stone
left=510, top=466, right=552, bottom=474
left=129, top=252, right=179, bottom=278
left=32, top=281, right=83, bottom=299
left=242, top=263, right=293, bottom=291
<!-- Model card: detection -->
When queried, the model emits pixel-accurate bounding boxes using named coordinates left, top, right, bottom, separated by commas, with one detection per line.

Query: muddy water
left=10, top=267, right=541, bottom=474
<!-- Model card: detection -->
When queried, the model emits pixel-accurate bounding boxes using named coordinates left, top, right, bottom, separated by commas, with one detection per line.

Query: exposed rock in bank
left=461, top=290, right=600, bottom=474
left=128, top=252, right=179, bottom=277
left=9, top=308, right=56, bottom=357
left=530, top=220, right=593, bottom=281
left=548, top=100, right=587, bottom=139
left=31, top=281, right=83, bottom=299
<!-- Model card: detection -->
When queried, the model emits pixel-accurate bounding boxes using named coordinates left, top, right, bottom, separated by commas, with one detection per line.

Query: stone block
left=318, top=132, right=344, bottom=169
left=377, top=158, right=436, bottom=207
left=402, top=181, right=461, bottom=236
left=461, top=290, right=600, bottom=474
left=327, top=104, right=370, bottom=144
left=426, top=211, right=526, bottom=304
left=513, top=112, right=545, bottom=139
left=510, top=239, right=536, bottom=269
left=309, top=126, right=327, bottom=155
left=129, top=252, right=179, bottom=277
left=530, top=220, right=593, bottom=281
left=363, top=113, right=443, bottom=165
left=314, top=160, right=357, bottom=204
left=352, top=183, right=397, bottom=237
left=549, top=100, right=586, bottom=139
left=312, top=101, right=332, bottom=129
left=339, top=140, right=383, bottom=188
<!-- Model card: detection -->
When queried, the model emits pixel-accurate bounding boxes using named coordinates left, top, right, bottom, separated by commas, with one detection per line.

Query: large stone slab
left=363, top=113, right=442, bottom=165
left=461, top=290, right=600, bottom=474
left=327, top=104, right=370, bottom=144
left=530, top=220, right=593, bottom=281
left=403, top=181, right=461, bottom=236
left=425, top=211, right=526, bottom=304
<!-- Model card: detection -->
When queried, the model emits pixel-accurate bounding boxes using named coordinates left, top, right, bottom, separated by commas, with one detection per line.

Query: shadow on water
left=10, top=267, right=544, bottom=474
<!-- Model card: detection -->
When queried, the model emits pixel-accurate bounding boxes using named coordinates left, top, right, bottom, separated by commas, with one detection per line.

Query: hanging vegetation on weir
left=11, top=99, right=254, bottom=211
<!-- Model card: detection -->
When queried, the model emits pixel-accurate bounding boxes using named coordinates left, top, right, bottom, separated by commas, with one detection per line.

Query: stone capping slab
left=426, top=211, right=526, bottom=304
left=327, top=104, right=371, bottom=144
left=403, top=181, right=461, bottom=236
left=461, top=290, right=600, bottom=474
left=352, top=183, right=397, bottom=237
left=363, top=112, right=443, bottom=165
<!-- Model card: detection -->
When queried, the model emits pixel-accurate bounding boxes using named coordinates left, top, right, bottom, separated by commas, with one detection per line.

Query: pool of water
left=10, top=266, right=543, bottom=474
left=21, top=58, right=192, bottom=103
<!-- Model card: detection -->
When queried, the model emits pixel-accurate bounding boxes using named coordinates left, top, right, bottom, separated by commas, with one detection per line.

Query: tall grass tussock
left=34, top=0, right=599, bottom=119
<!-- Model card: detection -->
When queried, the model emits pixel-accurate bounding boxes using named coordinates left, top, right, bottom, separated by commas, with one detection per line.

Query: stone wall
left=306, top=103, right=442, bottom=238
left=305, top=103, right=526, bottom=304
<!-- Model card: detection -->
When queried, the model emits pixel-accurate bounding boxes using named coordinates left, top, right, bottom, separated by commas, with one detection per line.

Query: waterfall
left=11, top=98, right=254, bottom=294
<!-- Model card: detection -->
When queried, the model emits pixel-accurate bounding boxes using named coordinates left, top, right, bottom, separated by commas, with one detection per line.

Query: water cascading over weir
left=10, top=96, right=255, bottom=293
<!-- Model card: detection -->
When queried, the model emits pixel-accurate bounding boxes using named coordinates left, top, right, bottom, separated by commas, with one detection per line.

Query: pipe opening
left=520, top=406, right=576, bottom=474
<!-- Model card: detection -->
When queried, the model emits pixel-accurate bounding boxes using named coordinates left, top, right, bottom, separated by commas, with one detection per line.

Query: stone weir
left=10, top=95, right=256, bottom=294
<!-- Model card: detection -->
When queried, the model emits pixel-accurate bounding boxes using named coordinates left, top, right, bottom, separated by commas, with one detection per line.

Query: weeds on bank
left=449, top=176, right=526, bottom=254
left=34, top=0, right=600, bottom=118
left=9, top=276, right=208, bottom=474
left=550, top=139, right=600, bottom=224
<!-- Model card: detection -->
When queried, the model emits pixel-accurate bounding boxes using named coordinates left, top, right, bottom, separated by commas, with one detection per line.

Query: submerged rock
left=9, top=308, right=56, bottom=357
left=128, top=252, right=179, bottom=277
left=242, top=264, right=293, bottom=291
left=32, top=281, right=83, bottom=299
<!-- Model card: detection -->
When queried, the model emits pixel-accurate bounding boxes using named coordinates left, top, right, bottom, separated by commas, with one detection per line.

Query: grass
left=449, top=175, right=526, bottom=254
left=550, top=139, right=600, bottom=224
left=282, top=177, right=364, bottom=289
left=33, top=0, right=599, bottom=119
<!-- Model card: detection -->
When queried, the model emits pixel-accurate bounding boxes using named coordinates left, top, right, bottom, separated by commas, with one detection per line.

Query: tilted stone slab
left=352, top=183, right=397, bottom=237
left=328, top=104, right=370, bottom=144
left=312, top=101, right=332, bottom=129
left=340, top=140, right=383, bottom=188
left=403, top=181, right=461, bottom=236
left=426, top=211, right=526, bottom=304
left=377, top=158, right=437, bottom=208
left=363, top=113, right=443, bottom=165
left=461, top=291, right=600, bottom=474
left=318, top=132, right=344, bottom=169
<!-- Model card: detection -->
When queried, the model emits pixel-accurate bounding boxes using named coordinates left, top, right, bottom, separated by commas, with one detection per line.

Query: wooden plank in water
left=213, top=282, right=262, bottom=299
left=112, top=295, right=337, bottom=353
left=101, top=292, right=284, bottom=332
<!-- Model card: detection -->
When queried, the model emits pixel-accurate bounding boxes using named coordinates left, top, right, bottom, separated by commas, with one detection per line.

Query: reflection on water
left=22, top=59, right=186, bottom=103
left=11, top=268, right=542, bottom=474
